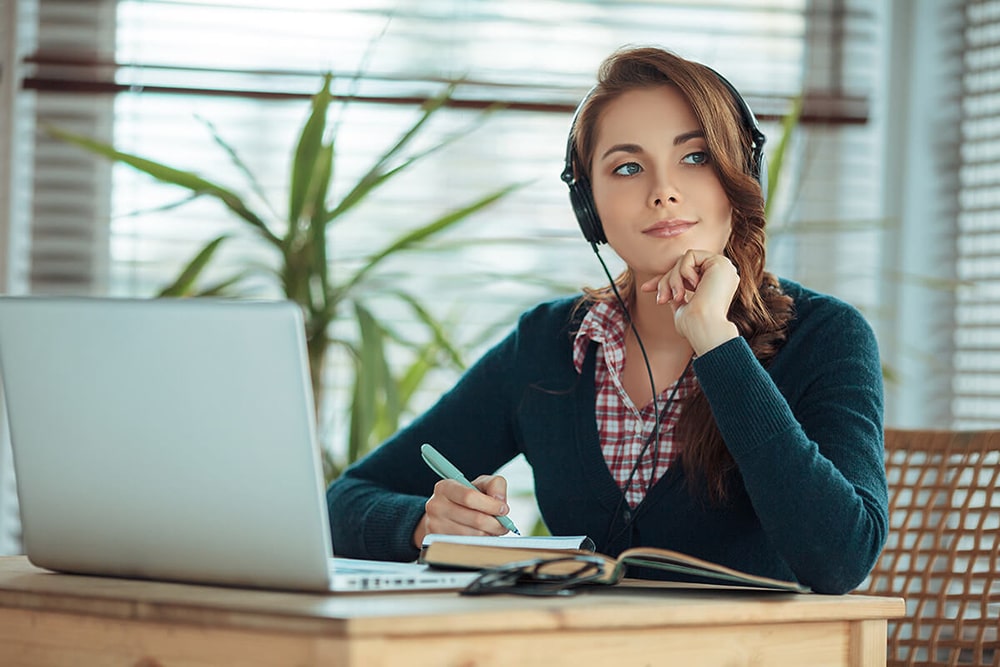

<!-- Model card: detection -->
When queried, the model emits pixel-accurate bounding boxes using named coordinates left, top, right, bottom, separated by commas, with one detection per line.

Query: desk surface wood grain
left=0, top=556, right=907, bottom=667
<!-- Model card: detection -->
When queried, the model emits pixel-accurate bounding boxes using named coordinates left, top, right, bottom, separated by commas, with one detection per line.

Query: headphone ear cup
left=756, top=151, right=769, bottom=205
left=568, top=173, right=607, bottom=245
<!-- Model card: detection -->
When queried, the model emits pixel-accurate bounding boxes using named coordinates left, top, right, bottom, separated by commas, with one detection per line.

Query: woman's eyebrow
left=674, top=130, right=704, bottom=145
left=600, top=143, right=642, bottom=160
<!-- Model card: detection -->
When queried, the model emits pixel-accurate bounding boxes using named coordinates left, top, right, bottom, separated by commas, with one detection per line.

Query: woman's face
left=589, top=84, right=733, bottom=282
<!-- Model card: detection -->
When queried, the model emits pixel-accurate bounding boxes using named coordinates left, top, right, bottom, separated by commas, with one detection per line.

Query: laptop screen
left=0, top=297, right=337, bottom=591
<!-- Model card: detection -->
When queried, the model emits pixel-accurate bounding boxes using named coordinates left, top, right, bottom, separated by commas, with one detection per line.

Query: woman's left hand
left=640, top=249, right=741, bottom=355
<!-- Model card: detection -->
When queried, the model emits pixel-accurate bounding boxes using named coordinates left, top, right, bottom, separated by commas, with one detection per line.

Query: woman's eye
left=613, top=162, right=642, bottom=176
left=682, top=151, right=709, bottom=165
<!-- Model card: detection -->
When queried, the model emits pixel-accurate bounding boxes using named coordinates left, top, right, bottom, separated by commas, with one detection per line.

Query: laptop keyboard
left=330, top=558, right=421, bottom=574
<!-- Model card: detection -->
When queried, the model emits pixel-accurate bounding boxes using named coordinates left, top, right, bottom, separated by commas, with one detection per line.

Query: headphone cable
left=590, top=242, right=659, bottom=437
left=589, top=243, right=691, bottom=550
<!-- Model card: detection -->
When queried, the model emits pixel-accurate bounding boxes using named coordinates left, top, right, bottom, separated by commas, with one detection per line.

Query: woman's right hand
left=411, top=475, right=511, bottom=549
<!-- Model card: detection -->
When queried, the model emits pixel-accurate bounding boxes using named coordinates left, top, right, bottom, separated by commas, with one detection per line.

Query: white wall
left=880, top=0, right=959, bottom=427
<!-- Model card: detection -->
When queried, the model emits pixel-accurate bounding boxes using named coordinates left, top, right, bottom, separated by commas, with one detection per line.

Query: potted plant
left=49, top=74, right=525, bottom=479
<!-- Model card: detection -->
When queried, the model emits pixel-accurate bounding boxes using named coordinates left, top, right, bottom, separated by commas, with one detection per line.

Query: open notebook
left=0, top=297, right=477, bottom=593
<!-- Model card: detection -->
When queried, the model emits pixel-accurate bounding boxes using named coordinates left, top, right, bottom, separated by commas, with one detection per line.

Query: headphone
left=560, top=68, right=768, bottom=245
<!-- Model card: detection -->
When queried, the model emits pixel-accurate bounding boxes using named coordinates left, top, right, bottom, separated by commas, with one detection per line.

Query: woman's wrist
left=411, top=513, right=429, bottom=550
left=690, top=320, right=740, bottom=356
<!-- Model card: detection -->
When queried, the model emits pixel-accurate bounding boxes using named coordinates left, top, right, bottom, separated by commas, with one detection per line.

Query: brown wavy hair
left=573, top=46, right=794, bottom=503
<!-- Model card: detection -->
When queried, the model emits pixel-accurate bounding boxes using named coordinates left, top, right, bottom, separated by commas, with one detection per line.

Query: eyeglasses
left=461, top=555, right=607, bottom=597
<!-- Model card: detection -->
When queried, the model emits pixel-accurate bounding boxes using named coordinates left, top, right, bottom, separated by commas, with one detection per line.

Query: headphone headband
left=562, top=66, right=767, bottom=245
left=712, top=70, right=767, bottom=187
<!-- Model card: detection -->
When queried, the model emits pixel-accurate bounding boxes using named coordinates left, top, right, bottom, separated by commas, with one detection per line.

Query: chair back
left=859, top=429, right=999, bottom=666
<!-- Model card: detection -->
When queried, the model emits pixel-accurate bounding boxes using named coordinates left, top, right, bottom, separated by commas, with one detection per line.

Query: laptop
left=0, top=296, right=478, bottom=593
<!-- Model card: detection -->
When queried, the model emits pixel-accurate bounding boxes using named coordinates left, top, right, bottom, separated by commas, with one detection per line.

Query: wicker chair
left=857, top=429, right=1000, bottom=666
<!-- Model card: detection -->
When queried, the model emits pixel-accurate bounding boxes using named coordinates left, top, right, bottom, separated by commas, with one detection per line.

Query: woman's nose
left=649, top=169, right=680, bottom=207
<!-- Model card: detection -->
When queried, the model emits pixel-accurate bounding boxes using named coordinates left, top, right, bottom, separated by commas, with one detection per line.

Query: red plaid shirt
left=573, top=300, right=695, bottom=507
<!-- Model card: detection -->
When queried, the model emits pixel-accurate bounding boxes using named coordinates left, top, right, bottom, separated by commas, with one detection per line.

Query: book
left=419, top=536, right=811, bottom=593
left=421, top=533, right=596, bottom=551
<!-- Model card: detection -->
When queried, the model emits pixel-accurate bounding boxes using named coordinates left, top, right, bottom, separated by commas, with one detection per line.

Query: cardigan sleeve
left=325, top=314, right=528, bottom=562
left=692, top=299, right=887, bottom=594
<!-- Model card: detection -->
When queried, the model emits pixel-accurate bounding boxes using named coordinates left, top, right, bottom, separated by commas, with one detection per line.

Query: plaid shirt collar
left=573, top=299, right=627, bottom=374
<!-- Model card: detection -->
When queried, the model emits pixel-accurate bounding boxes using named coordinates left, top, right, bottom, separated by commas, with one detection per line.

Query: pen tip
left=512, top=528, right=521, bottom=535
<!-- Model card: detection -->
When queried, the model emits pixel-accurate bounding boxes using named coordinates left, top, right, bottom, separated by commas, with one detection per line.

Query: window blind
left=19, top=0, right=116, bottom=294
left=954, top=0, right=1000, bottom=427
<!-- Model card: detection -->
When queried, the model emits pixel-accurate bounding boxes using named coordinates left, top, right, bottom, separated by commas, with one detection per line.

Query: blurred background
left=0, top=0, right=984, bottom=550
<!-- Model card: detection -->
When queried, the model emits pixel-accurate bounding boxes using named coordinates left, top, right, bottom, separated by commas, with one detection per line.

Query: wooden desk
left=0, top=556, right=904, bottom=667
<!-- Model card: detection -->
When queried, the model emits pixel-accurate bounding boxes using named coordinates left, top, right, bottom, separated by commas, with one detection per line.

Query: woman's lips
left=642, top=220, right=696, bottom=238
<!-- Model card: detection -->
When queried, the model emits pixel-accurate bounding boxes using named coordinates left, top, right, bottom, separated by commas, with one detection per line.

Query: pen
left=420, top=443, right=521, bottom=535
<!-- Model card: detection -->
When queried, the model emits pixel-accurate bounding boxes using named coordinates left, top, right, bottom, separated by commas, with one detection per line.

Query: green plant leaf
left=118, top=192, right=201, bottom=219
left=390, top=289, right=466, bottom=370
left=46, top=125, right=282, bottom=248
left=343, top=181, right=527, bottom=293
left=347, top=354, right=376, bottom=467
left=307, top=142, right=335, bottom=307
left=347, top=303, right=398, bottom=464
left=354, top=296, right=468, bottom=417
left=323, top=84, right=457, bottom=224
left=528, top=516, right=551, bottom=537
left=372, top=342, right=404, bottom=444
left=157, top=235, right=229, bottom=297
left=765, top=95, right=802, bottom=221
left=394, top=343, right=439, bottom=410
left=290, top=73, right=333, bottom=227
left=191, top=272, right=251, bottom=297
left=198, top=115, right=281, bottom=222
left=282, top=139, right=335, bottom=316
left=323, top=124, right=480, bottom=225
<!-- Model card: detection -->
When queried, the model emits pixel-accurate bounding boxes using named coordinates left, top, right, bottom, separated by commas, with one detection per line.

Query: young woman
left=326, top=45, right=887, bottom=595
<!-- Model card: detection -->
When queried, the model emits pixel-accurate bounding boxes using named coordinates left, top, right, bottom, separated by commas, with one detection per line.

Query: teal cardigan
left=326, top=279, right=887, bottom=594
